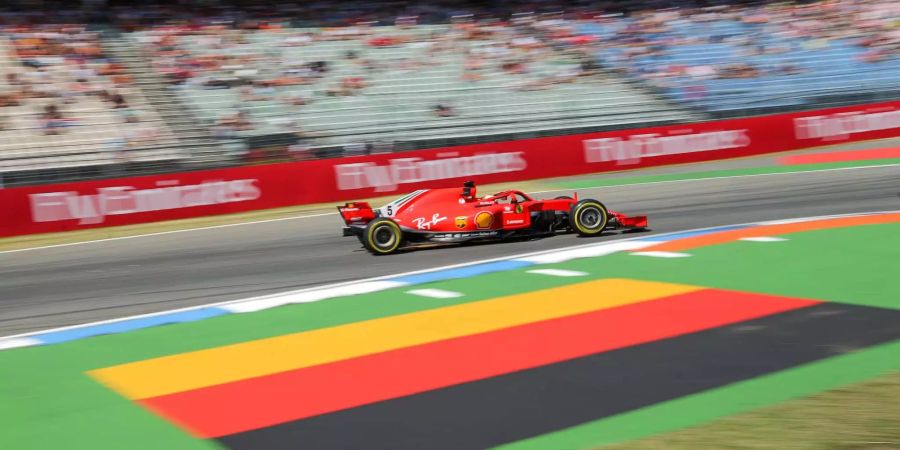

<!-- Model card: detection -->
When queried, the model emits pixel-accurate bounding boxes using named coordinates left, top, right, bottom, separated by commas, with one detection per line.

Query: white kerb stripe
left=0, top=337, right=42, bottom=350
left=406, top=289, right=464, bottom=299
left=739, top=236, right=788, bottom=242
left=758, top=217, right=820, bottom=225
left=516, top=240, right=654, bottom=264
left=527, top=269, right=588, bottom=277
left=221, top=280, right=409, bottom=313
left=631, top=251, right=692, bottom=258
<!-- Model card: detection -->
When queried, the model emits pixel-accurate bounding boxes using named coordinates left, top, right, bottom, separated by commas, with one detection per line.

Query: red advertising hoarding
left=2, top=100, right=898, bottom=237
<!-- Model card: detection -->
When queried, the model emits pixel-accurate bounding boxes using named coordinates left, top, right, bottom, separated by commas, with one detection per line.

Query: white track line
left=739, top=237, right=788, bottom=242
left=0, top=212, right=336, bottom=254
left=0, top=337, right=41, bottom=350
left=223, top=281, right=409, bottom=313
left=526, top=269, right=588, bottom=277
left=632, top=251, right=692, bottom=258
left=2, top=210, right=897, bottom=342
left=406, top=288, right=464, bottom=299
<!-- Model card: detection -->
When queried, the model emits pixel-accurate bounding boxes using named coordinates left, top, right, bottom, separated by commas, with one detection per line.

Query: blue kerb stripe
left=640, top=224, right=751, bottom=241
left=391, top=260, right=535, bottom=285
left=32, top=307, right=230, bottom=345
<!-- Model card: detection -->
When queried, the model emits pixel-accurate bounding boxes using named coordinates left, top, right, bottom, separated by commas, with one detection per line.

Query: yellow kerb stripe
left=90, top=278, right=698, bottom=399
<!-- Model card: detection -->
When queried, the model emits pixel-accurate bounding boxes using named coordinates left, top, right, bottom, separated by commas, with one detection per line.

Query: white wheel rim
left=579, top=206, right=604, bottom=229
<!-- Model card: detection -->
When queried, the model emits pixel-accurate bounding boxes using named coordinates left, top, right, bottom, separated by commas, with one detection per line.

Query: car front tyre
left=569, top=199, right=609, bottom=236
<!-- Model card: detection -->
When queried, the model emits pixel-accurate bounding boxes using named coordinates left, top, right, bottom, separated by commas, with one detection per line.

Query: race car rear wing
left=337, top=202, right=376, bottom=226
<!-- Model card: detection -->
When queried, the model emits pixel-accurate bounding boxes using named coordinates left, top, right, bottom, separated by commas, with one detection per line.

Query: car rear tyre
left=569, top=199, right=609, bottom=236
left=363, top=218, right=403, bottom=255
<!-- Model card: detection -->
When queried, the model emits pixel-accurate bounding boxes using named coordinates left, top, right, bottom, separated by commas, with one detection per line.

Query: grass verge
left=596, top=371, right=900, bottom=450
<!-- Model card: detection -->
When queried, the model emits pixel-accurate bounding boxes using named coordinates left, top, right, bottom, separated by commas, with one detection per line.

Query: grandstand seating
left=131, top=25, right=693, bottom=147
left=0, top=29, right=186, bottom=177
left=578, top=6, right=900, bottom=113
left=0, top=1, right=897, bottom=181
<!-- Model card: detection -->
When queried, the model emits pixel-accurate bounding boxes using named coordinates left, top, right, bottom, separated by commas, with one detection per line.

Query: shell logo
left=475, top=211, right=494, bottom=229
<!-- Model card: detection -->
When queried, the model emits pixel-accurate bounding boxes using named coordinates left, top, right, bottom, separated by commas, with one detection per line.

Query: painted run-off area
left=2, top=220, right=899, bottom=450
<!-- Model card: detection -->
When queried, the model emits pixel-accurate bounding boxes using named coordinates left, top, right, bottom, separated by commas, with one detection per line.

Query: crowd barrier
left=2, top=100, right=898, bottom=237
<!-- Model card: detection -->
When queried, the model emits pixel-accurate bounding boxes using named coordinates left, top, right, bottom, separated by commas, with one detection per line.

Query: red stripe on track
left=141, top=289, right=818, bottom=438
left=779, top=147, right=900, bottom=165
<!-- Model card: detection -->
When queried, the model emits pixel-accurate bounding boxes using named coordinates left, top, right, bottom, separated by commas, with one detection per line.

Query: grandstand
left=579, top=0, right=900, bottom=115
left=133, top=24, right=693, bottom=148
left=0, top=25, right=197, bottom=181
left=0, top=1, right=897, bottom=186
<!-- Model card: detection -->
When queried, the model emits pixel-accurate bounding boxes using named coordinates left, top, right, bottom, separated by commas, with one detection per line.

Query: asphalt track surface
left=1, top=161, right=899, bottom=336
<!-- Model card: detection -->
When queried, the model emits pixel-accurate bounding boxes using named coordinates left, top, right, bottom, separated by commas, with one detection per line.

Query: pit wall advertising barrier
left=2, top=100, right=899, bottom=237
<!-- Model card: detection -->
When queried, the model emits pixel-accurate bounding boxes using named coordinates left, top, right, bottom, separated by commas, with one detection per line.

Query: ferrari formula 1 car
left=339, top=181, right=648, bottom=255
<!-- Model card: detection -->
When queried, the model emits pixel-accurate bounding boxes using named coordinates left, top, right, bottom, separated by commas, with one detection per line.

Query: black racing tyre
left=554, top=195, right=573, bottom=200
left=569, top=199, right=609, bottom=236
left=363, top=218, right=404, bottom=255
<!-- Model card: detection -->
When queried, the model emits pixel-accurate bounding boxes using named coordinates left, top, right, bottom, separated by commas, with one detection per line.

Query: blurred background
left=0, top=0, right=897, bottom=186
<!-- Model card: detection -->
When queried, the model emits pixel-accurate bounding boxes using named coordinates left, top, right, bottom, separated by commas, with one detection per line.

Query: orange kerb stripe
left=639, top=213, right=900, bottom=252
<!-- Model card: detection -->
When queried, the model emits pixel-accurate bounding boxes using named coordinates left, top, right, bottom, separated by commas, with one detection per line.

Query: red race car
left=339, top=181, right=648, bottom=255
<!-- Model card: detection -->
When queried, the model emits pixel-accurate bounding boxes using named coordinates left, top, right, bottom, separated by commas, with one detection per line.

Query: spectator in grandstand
left=859, top=47, right=891, bottom=63
left=214, top=110, right=254, bottom=136
left=433, top=102, right=457, bottom=117
left=281, top=32, right=314, bottom=47
left=110, top=93, right=139, bottom=123
left=283, top=91, right=310, bottom=106
left=683, top=84, right=707, bottom=101
left=720, top=63, right=760, bottom=79
left=462, top=53, right=485, bottom=81
left=0, top=76, right=22, bottom=107
left=310, top=61, right=330, bottom=75
left=554, top=64, right=582, bottom=83
left=579, top=56, right=601, bottom=76
left=5, top=73, right=22, bottom=88
left=773, top=63, right=807, bottom=76
left=326, top=76, right=367, bottom=96
left=40, top=104, right=69, bottom=135
left=0, top=92, right=18, bottom=108
left=686, top=65, right=718, bottom=80
left=238, top=83, right=275, bottom=102
left=500, top=59, right=528, bottom=75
